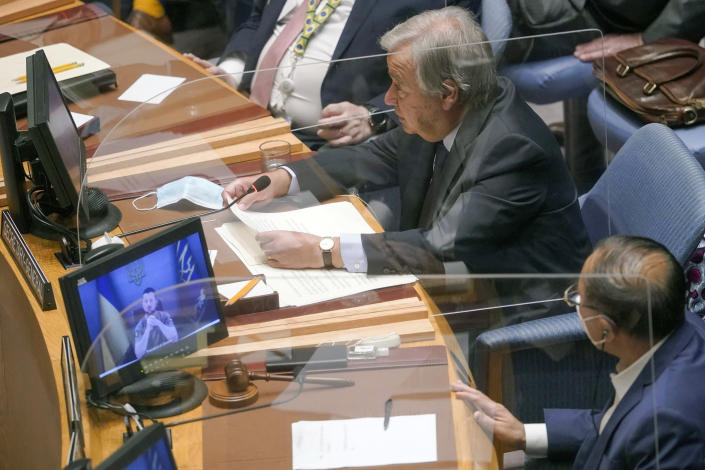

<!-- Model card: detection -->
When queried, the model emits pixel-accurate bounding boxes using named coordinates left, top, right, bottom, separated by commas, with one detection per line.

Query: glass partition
left=65, top=30, right=610, bottom=267
left=79, top=272, right=660, bottom=469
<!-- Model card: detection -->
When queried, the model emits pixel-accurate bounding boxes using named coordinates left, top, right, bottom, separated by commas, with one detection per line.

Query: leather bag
left=594, top=38, right=705, bottom=126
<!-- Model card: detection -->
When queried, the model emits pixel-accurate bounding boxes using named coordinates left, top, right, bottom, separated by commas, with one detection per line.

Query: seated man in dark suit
left=453, top=235, right=705, bottom=468
left=223, top=6, right=590, bottom=285
left=187, top=0, right=476, bottom=149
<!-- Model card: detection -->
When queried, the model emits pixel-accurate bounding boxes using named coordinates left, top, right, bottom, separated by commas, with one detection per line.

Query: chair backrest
left=580, top=123, right=705, bottom=265
left=480, top=0, right=512, bottom=58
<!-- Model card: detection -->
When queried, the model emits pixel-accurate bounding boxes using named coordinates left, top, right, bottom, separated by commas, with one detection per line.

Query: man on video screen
left=134, top=287, right=178, bottom=359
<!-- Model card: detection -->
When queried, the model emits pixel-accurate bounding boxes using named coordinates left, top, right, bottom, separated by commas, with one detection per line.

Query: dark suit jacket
left=288, top=77, right=592, bottom=277
left=545, top=314, right=705, bottom=469
left=591, top=0, right=705, bottom=43
left=221, top=0, right=470, bottom=148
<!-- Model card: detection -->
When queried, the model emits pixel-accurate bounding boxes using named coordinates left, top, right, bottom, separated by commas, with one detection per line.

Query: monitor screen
left=27, top=49, right=86, bottom=216
left=94, top=423, right=177, bottom=470
left=59, top=218, right=228, bottom=397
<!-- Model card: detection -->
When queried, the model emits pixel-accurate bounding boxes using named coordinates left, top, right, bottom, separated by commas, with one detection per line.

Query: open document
left=216, top=201, right=416, bottom=307
left=291, top=414, right=437, bottom=469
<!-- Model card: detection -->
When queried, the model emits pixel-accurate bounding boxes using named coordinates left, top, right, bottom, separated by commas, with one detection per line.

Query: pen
left=225, top=278, right=259, bottom=306
left=383, top=398, right=392, bottom=430
left=13, top=62, right=84, bottom=83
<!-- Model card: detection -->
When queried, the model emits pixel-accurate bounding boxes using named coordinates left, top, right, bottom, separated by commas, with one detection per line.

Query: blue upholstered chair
left=502, top=55, right=596, bottom=105
left=587, top=88, right=705, bottom=168
left=579, top=123, right=705, bottom=263
left=499, top=29, right=601, bottom=194
left=480, top=0, right=512, bottom=58
left=473, top=123, right=705, bottom=468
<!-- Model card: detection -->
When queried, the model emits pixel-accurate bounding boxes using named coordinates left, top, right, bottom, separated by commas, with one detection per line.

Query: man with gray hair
left=223, top=7, right=590, bottom=278
left=453, top=235, right=705, bottom=468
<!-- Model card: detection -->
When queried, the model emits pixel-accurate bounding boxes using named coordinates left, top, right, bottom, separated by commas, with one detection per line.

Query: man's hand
left=184, top=53, right=239, bottom=88
left=184, top=53, right=226, bottom=75
left=574, top=33, right=644, bottom=62
left=222, top=169, right=292, bottom=210
left=316, top=101, right=374, bottom=146
left=451, top=381, right=526, bottom=452
left=256, top=231, right=340, bottom=269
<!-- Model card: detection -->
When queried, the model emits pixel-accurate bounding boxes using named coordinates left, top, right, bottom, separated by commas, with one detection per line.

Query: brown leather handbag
left=593, top=38, right=705, bottom=126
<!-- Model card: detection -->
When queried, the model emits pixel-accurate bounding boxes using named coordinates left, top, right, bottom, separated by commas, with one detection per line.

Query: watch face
left=319, top=238, right=334, bottom=251
left=370, top=112, right=386, bottom=126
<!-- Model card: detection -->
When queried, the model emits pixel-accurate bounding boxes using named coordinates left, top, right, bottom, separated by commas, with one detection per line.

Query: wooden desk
left=0, top=7, right=497, bottom=470
left=0, top=5, right=300, bottom=204
left=0, top=215, right=498, bottom=470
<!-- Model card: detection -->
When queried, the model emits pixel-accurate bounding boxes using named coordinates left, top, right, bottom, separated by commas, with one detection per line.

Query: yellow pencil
left=13, top=62, right=85, bottom=83
left=225, top=278, right=260, bottom=306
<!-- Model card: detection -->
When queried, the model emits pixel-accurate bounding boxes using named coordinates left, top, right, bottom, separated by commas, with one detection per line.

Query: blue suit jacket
left=221, top=0, right=474, bottom=147
left=545, top=314, right=705, bottom=469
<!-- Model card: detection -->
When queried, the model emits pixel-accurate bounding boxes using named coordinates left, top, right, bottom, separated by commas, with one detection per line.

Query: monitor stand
left=111, top=370, right=208, bottom=419
left=30, top=187, right=122, bottom=240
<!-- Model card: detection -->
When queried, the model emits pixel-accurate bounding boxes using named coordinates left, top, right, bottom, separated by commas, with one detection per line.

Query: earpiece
left=602, top=328, right=609, bottom=338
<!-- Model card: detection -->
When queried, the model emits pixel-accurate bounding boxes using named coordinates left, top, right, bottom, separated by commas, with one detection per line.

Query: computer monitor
left=0, top=92, right=31, bottom=232
left=93, top=423, right=177, bottom=470
left=59, top=218, right=228, bottom=404
left=25, top=49, right=120, bottom=239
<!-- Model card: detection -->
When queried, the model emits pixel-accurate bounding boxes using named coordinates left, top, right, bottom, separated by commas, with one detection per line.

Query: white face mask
left=577, top=308, right=609, bottom=347
left=132, top=176, right=224, bottom=211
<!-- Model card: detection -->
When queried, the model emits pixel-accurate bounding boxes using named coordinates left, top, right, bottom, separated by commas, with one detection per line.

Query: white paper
left=118, top=73, right=186, bottom=104
left=217, top=280, right=274, bottom=299
left=292, top=414, right=437, bottom=469
left=215, top=202, right=416, bottom=307
left=0, top=43, right=110, bottom=96
left=208, top=249, right=217, bottom=266
left=70, top=112, right=94, bottom=128
left=230, top=201, right=377, bottom=236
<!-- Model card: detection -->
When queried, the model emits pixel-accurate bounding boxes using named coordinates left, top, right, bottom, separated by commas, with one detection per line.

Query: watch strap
left=322, top=249, right=333, bottom=268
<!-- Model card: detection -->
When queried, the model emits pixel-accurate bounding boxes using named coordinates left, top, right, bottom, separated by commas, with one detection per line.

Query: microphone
left=118, top=175, right=271, bottom=239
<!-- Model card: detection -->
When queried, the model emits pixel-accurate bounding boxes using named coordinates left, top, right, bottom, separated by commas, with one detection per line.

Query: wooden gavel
left=209, top=359, right=354, bottom=409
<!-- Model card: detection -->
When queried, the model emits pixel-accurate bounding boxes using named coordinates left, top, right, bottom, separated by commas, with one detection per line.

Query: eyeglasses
left=563, top=283, right=599, bottom=312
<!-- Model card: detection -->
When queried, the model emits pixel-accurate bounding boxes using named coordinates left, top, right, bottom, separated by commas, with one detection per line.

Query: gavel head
left=209, top=358, right=259, bottom=409
left=224, top=359, right=250, bottom=393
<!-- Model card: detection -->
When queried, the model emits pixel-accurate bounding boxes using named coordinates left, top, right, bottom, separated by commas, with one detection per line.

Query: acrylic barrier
left=71, top=269, right=675, bottom=469
left=65, top=31, right=609, bottom=268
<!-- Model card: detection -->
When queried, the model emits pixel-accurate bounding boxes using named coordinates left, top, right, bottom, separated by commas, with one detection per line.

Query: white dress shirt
left=283, top=123, right=462, bottom=272
left=524, top=334, right=669, bottom=458
left=220, top=0, right=354, bottom=136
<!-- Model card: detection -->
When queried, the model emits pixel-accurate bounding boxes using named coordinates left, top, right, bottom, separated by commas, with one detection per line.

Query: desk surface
left=0, top=7, right=497, bottom=470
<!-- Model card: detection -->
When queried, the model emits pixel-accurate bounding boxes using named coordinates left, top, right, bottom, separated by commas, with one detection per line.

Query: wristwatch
left=319, top=237, right=335, bottom=268
left=366, top=106, right=389, bottom=134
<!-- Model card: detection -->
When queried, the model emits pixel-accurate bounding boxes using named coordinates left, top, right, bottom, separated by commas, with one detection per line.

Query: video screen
left=45, top=59, right=82, bottom=195
left=75, top=232, right=221, bottom=378
left=123, top=437, right=176, bottom=470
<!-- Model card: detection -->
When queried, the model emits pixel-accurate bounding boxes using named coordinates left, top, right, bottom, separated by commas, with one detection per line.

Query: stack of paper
left=216, top=201, right=416, bottom=307
left=0, top=43, right=110, bottom=96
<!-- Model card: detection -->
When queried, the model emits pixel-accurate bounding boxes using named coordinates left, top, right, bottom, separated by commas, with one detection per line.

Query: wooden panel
left=0, top=235, right=62, bottom=468
left=192, top=319, right=436, bottom=358
left=222, top=298, right=428, bottom=343
left=86, top=119, right=304, bottom=186
left=0, top=0, right=73, bottom=24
